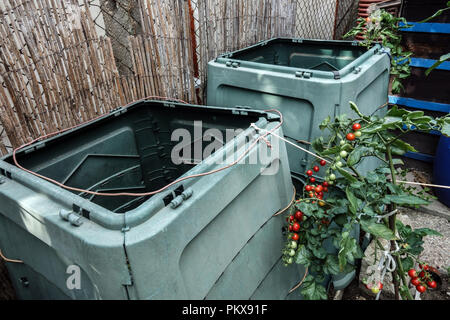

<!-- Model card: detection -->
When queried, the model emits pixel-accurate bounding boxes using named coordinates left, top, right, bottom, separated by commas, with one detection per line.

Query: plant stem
left=348, top=164, right=365, bottom=181
left=386, top=144, right=414, bottom=300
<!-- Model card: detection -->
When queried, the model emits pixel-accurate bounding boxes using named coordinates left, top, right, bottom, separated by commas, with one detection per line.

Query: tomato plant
left=281, top=101, right=449, bottom=300
left=344, top=9, right=412, bottom=94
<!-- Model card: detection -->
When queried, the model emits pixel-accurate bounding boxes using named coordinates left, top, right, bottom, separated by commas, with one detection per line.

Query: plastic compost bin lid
left=0, top=100, right=281, bottom=229
left=214, top=37, right=384, bottom=80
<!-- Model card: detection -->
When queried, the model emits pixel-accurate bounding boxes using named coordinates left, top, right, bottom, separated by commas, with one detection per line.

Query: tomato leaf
left=323, top=254, right=341, bottom=275
left=296, top=245, right=312, bottom=266
left=347, top=146, right=371, bottom=166
left=413, top=228, right=442, bottom=237
left=360, top=218, right=397, bottom=240
left=426, top=53, right=450, bottom=76
left=382, top=194, right=429, bottom=206
left=401, top=256, right=414, bottom=271
left=386, top=105, right=409, bottom=117
left=312, top=246, right=328, bottom=259
left=336, top=167, right=358, bottom=183
left=300, top=275, right=328, bottom=300
left=346, top=186, right=358, bottom=215
left=320, top=145, right=341, bottom=156
left=441, top=121, right=450, bottom=137
left=319, top=116, right=330, bottom=130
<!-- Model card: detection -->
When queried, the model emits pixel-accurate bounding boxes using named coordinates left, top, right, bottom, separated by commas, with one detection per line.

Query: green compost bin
left=206, top=38, right=391, bottom=290
left=0, top=100, right=303, bottom=300
left=207, top=37, right=390, bottom=180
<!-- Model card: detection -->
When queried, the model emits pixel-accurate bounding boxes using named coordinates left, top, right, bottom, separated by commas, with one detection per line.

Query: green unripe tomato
left=328, top=180, right=334, bottom=185
left=371, top=287, right=380, bottom=294
left=354, top=131, right=362, bottom=137
left=331, top=165, right=336, bottom=170
left=340, top=150, right=348, bottom=158
left=335, top=155, right=341, bottom=161
left=336, top=161, right=343, bottom=168
left=329, top=173, right=336, bottom=180
left=291, top=241, right=298, bottom=249
left=289, top=249, right=296, bottom=257
left=287, top=257, right=293, bottom=264
left=340, top=140, right=346, bottom=146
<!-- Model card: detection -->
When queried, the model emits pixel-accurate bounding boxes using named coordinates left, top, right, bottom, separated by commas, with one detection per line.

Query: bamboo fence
left=0, top=0, right=358, bottom=156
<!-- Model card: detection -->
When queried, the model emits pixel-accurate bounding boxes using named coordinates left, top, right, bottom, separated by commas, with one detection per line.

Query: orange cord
left=288, top=267, right=309, bottom=293
left=0, top=249, right=23, bottom=264
left=273, top=185, right=296, bottom=217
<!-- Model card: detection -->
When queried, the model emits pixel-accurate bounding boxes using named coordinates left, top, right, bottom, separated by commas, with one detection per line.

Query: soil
left=0, top=260, right=16, bottom=300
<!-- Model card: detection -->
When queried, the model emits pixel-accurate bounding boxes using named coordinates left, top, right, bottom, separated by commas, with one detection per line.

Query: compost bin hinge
left=233, top=105, right=251, bottom=115
left=59, top=209, right=83, bottom=227
left=163, top=102, right=176, bottom=108
left=295, top=71, right=313, bottom=79
left=170, top=188, right=193, bottom=209
left=24, top=141, right=46, bottom=154
left=225, top=61, right=240, bottom=68
left=110, top=106, right=127, bottom=116
left=353, top=67, right=362, bottom=74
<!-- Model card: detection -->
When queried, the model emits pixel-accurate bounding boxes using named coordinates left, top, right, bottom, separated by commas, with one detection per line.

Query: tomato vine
left=343, top=9, right=412, bottom=94
left=282, top=102, right=450, bottom=300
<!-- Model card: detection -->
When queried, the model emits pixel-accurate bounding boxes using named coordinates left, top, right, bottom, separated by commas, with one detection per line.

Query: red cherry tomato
left=352, top=123, right=361, bottom=131
left=419, top=271, right=425, bottom=278
left=411, top=277, right=420, bottom=286
left=305, top=185, right=313, bottom=192
left=306, top=170, right=313, bottom=176
left=408, top=269, right=417, bottom=278
left=320, top=160, right=326, bottom=166
left=289, top=215, right=295, bottom=222
left=322, top=181, right=329, bottom=187
left=310, top=177, right=316, bottom=183
left=315, top=185, right=323, bottom=193
left=313, top=165, right=320, bottom=172
left=346, top=132, right=356, bottom=141
left=427, top=280, right=437, bottom=289
left=416, top=285, right=426, bottom=293
left=292, top=233, right=299, bottom=241
left=423, top=265, right=430, bottom=271
left=323, top=186, right=328, bottom=192
left=292, top=222, right=300, bottom=232
left=365, top=17, right=371, bottom=23
left=289, top=225, right=293, bottom=231
left=295, top=211, right=303, bottom=220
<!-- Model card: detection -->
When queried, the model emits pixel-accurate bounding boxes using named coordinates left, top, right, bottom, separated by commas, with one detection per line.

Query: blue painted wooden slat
left=388, top=96, right=450, bottom=113
left=404, top=151, right=434, bottom=163
left=395, top=57, right=450, bottom=71
left=399, top=22, right=450, bottom=34
left=401, top=124, right=441, bottom=135
left=410, top=57, right=450, bottom=71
